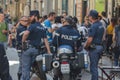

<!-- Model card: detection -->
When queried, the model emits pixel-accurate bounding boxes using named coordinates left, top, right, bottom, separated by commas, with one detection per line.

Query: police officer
left=16, top=16, right=29, bottom=80
left=84, top=10, right=104, bottom=80
left=53, top=17, right=81, bottom=49
left=21, top=10, right=51, bottom=80
left=52, top=17, right=81, bottom=79
left=0, top=43, right=12, bottom=80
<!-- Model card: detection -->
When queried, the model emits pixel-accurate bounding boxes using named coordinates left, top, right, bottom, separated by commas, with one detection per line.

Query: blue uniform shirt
left=44, top=19, right=52, bottom=42
left=27, top=22, right=46, bottom=47
left=88, top=21, right=104, bottom=44
left=53, top=25, right=81, bottom=48
left=16, top=24, right=27, bottom=45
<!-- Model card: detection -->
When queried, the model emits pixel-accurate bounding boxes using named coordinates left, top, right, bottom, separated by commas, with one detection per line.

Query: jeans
left=89, top=45, right=103, bottom=80
left=21, top=47, right=38, bottom=80
left=114, top=48, right=120, bottom=66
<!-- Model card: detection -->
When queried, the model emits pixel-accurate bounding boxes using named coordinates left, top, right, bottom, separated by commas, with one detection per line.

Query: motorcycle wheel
left=33, top=61, right=47, bottom=80
left=62, top=74, right=70, bottom=80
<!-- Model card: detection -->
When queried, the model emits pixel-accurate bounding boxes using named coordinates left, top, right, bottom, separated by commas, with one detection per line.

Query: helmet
left=57, top=45, right=73, bottom=54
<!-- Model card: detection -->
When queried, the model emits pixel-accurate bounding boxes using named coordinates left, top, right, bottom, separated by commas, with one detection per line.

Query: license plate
left=61, top=64, right=70, bottom=74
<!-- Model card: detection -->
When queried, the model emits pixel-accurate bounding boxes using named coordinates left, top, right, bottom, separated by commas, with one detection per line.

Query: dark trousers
left=0, top=43, right=12, bottom=80
left=114, top=48, right=120, bottom=66
left=106, top=34, right=113, bottom=55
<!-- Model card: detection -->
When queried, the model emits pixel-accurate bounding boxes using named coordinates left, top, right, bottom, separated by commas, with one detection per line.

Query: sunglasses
left=20, top=20, right=29, bottom=22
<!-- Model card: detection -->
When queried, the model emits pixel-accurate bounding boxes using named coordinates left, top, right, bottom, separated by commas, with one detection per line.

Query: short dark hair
left=63, top=12, right=68, bottom=15
left=101, top=11, right=107, bottom=17
left=48, top=12, right=56, bottom=17
left=73, top=16, right=78, bottom=24
left=55, top=16, right=61, bottom=23
left=111, top=17, right=117, bottom=25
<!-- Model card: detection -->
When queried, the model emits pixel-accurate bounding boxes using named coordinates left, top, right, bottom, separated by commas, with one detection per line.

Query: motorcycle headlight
left=57, top=45, right=73, bottom=54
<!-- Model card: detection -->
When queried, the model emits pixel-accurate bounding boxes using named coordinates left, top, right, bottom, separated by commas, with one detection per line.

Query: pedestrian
left=72, top=16, right=80, bottom=28
left=0, top=12, right=8, bottom=48
left=106, top=18, right=117, bottom=56
left=84, top=10, right=104, bottom=80
left=8, top=25, right=17, bottom=48
left=101, top=11, right=110, bottom=28
left=21, top=10, right=51, bottom=80
left=39, top=16, right=43, bottom=23
left=62, top=12, right=68, bottom=18
left=52, top=16, right=63, bottom=37
left=44, top=12, right=57, bottom=42
left=0, top=43, right=12, bottom=80
left=16, top=16, right=30, bottom=80
left=82, top=16, right=91, bottom=29
left=52, top=16, right=62, bottom=29
left=112, top=17, right=120, bottom=67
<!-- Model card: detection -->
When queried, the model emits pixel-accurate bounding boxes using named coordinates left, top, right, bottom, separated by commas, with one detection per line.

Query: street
left=6, top=47, right=120, bottom=80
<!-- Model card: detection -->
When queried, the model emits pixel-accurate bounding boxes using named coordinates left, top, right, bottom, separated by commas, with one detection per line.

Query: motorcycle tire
left=34, top=60, right=47, bottom=80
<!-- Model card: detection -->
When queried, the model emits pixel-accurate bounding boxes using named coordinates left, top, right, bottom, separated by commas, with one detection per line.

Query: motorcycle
left=51, top=45, right=84, bottom=80
left=30, top=44, right=54, bottom=80
left=42, top=36, right=89, bottom=80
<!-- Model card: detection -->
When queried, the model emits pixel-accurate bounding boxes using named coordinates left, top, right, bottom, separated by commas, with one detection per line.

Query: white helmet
left=57, top=45, right=73, bottom=54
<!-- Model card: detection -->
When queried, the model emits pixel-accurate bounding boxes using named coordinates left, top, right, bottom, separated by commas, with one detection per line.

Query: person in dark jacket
left=0, top=43, right=12, bottom=80
left=16, top=16, right=30, bottom=80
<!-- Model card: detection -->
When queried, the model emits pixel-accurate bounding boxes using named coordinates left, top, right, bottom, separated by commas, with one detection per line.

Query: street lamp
left=40, top=0, right=43, bottom=16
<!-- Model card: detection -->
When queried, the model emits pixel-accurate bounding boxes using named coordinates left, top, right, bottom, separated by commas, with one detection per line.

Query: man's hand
left=2, top=30, right=8, bottom=34
left=22, top=42, right=27, bottom=51
left=84, top=37, right=93, bottom=50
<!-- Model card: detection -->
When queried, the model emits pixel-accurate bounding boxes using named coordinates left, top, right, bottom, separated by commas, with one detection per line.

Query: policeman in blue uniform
left=0, top=43, right=12, bottom=80
left=52, top=17, right=81, bottom=79
left=53, top=17, right=81, bottom=50
left=16, top=16, right=29, bottom=80
left=84, top=10, right=104, bottom=80
left=21, top=10, right=51, bottom=80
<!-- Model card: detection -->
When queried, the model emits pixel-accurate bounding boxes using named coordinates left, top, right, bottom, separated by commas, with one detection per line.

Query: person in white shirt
left=52, top=16, right=63, bottom=37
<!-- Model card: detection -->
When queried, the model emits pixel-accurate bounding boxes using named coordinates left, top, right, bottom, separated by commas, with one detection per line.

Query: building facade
left=106, top=0, right=120, bottom=19
left=0, top=0, right=96, bottom=23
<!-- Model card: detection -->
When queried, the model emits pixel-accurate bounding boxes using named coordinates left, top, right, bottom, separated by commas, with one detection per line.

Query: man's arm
left=48, top=27, right=57, bottom=33
left=44, top=38, right=51, bottom=54
left=22, top=30, right=30, bottom=42
left=84, top=37, right=93, bottom=49
left=2, top=30, right=8, bottom=34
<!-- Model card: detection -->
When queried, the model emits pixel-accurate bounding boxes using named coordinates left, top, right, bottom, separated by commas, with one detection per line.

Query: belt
left=28, top=45, right=39, bottom=49
left=93, top=43, right=102, bottom=46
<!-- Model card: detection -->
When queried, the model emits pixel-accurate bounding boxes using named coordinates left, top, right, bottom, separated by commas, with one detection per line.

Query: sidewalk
left=80, top=56, right=120, bottom=80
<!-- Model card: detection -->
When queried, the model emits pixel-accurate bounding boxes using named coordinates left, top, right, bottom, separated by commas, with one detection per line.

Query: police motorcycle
left=42, top=37, right=89, bottom=80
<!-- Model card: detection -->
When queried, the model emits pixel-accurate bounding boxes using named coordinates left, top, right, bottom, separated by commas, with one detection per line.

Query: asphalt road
left=6, top=47, right=120, bottom=80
